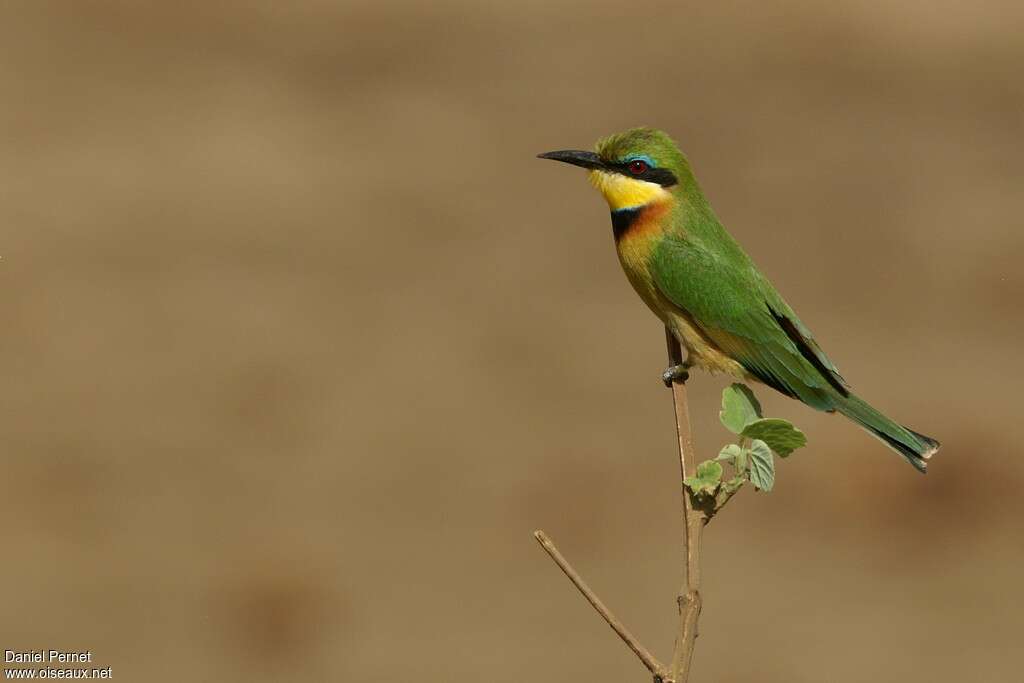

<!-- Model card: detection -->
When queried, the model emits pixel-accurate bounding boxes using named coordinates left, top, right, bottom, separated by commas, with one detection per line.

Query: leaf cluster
left=683, top=384, right=807, bottom=497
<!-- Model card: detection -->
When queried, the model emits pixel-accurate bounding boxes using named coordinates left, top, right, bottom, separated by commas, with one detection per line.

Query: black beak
left=537, top=149, right=605, bottom=170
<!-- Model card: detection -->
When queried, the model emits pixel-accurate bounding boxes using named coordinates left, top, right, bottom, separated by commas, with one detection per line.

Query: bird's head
left=538, top=127, right=691, bottom=212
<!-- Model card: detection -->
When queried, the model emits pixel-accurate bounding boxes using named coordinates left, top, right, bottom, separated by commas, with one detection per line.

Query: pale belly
left=664, top=309, right=748, bottom=377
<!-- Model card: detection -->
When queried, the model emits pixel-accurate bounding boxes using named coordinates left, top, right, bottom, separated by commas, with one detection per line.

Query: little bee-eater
left=539, top=128, right=939, bottom=471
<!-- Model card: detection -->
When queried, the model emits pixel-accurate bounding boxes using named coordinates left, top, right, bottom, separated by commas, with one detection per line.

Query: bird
left=538, top=127, right=939, bottom=472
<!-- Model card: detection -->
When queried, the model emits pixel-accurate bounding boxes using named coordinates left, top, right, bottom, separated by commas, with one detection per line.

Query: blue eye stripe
left=624, top=154, right=656, bottom=167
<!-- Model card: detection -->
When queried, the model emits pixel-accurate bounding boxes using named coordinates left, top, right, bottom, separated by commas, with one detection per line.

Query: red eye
left=627, top=159, right=649, bottom=175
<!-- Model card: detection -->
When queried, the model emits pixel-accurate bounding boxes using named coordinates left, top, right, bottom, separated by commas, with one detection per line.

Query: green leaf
left=741, top=418, right=807, bottom=457
left=748, top=439, right=774, bottom=491
left=719, top=384, right=763, bottom=434
left=684, top=460, right=723, bottom=496
left=716, top=444, right=743, bottom=462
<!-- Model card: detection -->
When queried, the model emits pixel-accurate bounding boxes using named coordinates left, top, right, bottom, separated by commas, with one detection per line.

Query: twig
left=535, top=326, right=738, bottom=683
left=533, top=530, right=668, bottom=680
left=665, top=327, right=705, bottom=683
left=713, top=482, right=742, bottom=517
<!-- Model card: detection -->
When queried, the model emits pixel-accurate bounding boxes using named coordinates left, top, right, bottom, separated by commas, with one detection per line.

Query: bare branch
left=533, top=530, right=668, bottom=680
left=535, top=327, right=743, bottom=683
left=665, top=328, right=706, bottom=683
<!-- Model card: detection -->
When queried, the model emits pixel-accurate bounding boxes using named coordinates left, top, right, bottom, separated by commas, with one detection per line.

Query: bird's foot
left=662, top=363, right=691, bottom=387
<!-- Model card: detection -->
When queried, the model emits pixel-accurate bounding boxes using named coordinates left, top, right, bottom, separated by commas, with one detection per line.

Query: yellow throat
left=588, top=169, right=672, bottom=211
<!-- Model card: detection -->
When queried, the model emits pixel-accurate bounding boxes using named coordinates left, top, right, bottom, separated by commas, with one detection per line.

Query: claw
left=662, top=364, right=690, bottom=387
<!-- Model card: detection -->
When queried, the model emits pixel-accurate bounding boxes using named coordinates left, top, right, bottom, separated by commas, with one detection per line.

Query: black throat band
left=611, top=207, right=642, bottom=242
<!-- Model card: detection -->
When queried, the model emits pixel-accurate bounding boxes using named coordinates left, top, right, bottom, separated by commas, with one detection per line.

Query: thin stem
left=665, top=327, right=706, bottom=683
left=713, top=483, right=742, bottom=517
left=535, top=327, right=740, bottom=683
left=533, top=530, right=668, bottom=680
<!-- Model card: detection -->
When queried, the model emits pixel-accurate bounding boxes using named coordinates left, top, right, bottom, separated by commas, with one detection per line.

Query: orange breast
left=614, top=199, right=673, bottom=319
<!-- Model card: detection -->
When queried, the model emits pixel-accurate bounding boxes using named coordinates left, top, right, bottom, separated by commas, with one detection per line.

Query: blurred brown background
left=1, top=1, right=1022, bottom=681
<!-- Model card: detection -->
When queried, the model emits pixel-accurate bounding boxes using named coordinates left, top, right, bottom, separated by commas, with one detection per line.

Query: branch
left=533, top=530, right=668, bottom=681
left=534, top=327, right=744, bottom=683
left=664, top=327, right=705, bottom=683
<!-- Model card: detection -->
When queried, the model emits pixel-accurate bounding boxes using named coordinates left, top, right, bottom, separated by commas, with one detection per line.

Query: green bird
left=539, top=127, right=939, bottom=472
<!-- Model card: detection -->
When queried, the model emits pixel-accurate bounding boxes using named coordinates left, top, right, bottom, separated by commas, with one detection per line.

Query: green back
left=652, top=204, right=849, bottom=410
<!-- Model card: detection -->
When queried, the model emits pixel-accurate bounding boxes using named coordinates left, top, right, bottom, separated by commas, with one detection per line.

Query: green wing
left=651, top=231, right=848, bottom=411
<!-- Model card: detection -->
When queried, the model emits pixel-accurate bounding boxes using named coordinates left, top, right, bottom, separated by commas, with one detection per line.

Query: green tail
left=834, top=394, right=940, bottom=473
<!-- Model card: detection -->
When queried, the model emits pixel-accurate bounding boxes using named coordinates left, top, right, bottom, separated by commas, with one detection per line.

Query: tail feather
left=834, top=395, right=940, bottom=473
